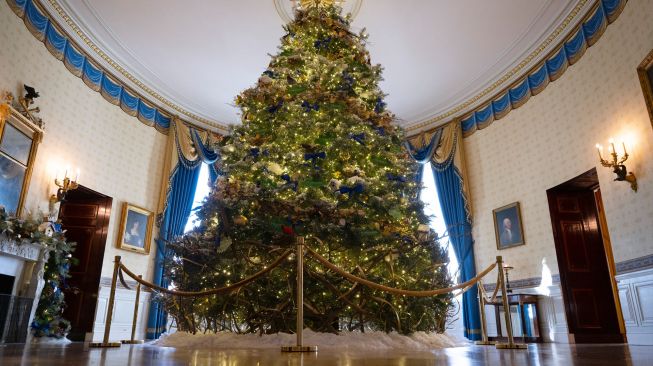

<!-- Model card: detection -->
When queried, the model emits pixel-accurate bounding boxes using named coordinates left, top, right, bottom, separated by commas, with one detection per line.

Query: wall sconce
left=596, top=138, right=637, bottom=192
left=48, top=168, right=80, bottom=209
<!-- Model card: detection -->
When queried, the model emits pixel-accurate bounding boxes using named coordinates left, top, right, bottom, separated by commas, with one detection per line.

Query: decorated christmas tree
left=164, top=1, right=453, bottom=335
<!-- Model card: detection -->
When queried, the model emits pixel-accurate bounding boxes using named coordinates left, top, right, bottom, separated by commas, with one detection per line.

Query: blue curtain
left=430, top=163, right=480, bottom=340
left=146, top=163, right=201, bottom=339
left=406, top=125, right=480, bottom=340
left=146, top=123, right=220, bottom=339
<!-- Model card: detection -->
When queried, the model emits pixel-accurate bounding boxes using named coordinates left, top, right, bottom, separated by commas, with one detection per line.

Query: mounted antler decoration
left=596, top=138, right=637, bottom=191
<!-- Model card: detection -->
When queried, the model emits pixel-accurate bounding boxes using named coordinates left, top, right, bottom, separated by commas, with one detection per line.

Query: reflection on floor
left=0, top=342, right=652, bottom=365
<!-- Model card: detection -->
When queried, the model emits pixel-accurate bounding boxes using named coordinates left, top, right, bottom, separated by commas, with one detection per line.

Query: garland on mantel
left=0, top=207, right=76, bottom=338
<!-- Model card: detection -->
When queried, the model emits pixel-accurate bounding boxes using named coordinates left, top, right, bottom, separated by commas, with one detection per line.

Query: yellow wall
left=0, top=3, right=166, bottom=280
left=465, top=0, right=653, bottom=281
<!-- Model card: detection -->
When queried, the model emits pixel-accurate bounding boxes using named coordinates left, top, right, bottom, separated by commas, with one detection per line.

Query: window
left=184, top=163, right=212, bottom=233
left=419, top=162, right=460, bottom=283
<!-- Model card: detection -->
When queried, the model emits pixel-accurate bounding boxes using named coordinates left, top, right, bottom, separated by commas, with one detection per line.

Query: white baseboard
left=616, top=268, right=653, bottom=345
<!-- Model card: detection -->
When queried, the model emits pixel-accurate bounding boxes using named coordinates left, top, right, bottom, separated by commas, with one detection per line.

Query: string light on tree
left=163, top=2, right=452, bottom=335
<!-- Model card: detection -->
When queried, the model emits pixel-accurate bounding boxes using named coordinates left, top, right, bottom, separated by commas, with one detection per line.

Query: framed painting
left=637, top=48, right=653, bottom=128
left=0, top=104, right=42, bottom=216
left=116, top=202, right=154, bottom=254
left=493, top=202, right=525, bottom=250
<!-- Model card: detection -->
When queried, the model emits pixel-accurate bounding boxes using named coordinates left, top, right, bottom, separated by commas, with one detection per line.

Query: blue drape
left=406, top=125, right=480, bottom=340
left=146, top=123, right=220, bottom=339
left=146, top=164, right=201, bottom=339
left=431, top=163, right=480, bottom=340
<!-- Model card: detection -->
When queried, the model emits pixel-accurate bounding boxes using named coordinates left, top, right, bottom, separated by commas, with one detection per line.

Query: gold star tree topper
left=299, top=0, right=341, bottom=9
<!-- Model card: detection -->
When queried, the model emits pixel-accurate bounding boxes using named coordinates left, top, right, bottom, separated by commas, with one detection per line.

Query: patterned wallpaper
left=465, top=0, right=653, bottom=281
left=0, top=3, right=167, bottom=280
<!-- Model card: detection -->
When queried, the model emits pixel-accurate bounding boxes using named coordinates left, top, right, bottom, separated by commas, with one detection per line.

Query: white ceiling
left=57, top=0, right=582, bottom=132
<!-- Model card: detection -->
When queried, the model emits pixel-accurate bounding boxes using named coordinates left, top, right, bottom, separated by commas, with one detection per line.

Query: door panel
left=547, top=186, right=624, bottom=343
left=59, top=187, right=111, bottom=341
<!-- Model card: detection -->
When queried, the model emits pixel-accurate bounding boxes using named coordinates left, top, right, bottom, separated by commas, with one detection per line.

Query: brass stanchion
left=495, top=256, right=526, bottom=349
left=475, top=282, right=495, bottom=345
left=90, top=256, right=122, bottom=347
left=281, top=236, right=317, bottom=353
left=122, top=275, right=144, bottom=344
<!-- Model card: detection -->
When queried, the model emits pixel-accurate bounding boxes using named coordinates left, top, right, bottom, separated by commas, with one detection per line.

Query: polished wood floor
left=0, top=342, right=651, bottom=365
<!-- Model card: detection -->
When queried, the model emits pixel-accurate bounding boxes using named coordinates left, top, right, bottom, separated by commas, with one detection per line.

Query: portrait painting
left=117, top=202, right=153, bottom=254
left=638, top=48, right=653, bottom=128
left=493, top=202, right=525, bottom=250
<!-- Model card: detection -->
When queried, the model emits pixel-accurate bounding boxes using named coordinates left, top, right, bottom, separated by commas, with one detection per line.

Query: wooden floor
left=0, top=342, right=651, bottom=365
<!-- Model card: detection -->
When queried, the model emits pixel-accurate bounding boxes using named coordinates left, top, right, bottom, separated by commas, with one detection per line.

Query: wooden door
left=547, top=186, right=624, bottom=343
left=58, top=186, right=112, bottom=341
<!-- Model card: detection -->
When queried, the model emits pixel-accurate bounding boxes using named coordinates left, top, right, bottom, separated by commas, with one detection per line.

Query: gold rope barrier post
left=495, top=256, right=527, bottom=350
left=122, top=275, right=144, bottom=344
left=90, top=256, right=122, bottom=347
left=474, top=281, right=494, bottom=346
left=282, top=236, right=317, bottom=353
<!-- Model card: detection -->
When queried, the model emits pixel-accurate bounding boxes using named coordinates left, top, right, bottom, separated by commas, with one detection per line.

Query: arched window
left=184, top=163, right=212, bottom=233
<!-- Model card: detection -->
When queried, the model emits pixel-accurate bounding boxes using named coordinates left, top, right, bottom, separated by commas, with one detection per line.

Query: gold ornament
left=233, top=215, right=248, bottom=226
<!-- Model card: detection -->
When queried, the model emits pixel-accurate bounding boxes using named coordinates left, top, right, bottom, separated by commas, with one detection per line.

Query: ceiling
left=55, top=0, right=586, bottom=132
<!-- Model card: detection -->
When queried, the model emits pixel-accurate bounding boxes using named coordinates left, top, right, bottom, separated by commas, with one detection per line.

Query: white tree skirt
left=154, top=329, right=469, bottom=351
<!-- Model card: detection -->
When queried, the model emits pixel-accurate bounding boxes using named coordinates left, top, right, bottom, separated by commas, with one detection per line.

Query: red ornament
left=281, top=225, right=294, bottom=235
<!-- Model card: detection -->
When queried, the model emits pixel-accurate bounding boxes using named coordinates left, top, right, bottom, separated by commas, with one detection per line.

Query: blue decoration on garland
left=263, top=70, right=276, bottom=78
left=373, top=126, right=386, bottom=136
left=250, top=148, right=260, bottom=159
left=349, top=132, right=366, bottom=145
left=304, top=151, right=326, bottom=167
left=314, top=36, right=332, bottom=49
left=268, top=101, right=284, bottom=113
left=302, top=101, right=320, bottom=112
left=341, top=71, right=355, bottom=90
left=281, top=174, right=298, bottom=191
left=339, top=183, right=364, bottom=198
left=374, top=97, right=386, bottom=114
left=386, top=173, right=406, bottom=183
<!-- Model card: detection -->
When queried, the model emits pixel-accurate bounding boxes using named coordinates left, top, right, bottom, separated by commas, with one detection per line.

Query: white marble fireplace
left=0, top=235, right=47, bottom=343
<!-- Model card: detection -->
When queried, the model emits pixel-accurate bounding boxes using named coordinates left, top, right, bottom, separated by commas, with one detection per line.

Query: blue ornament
left=281, top=174, right=298, bottom=191
left=304, top=152, right=326, bottom=169
left=386, top=173, right=406, bottom=183
left=250, top=148, right=260, bottom=158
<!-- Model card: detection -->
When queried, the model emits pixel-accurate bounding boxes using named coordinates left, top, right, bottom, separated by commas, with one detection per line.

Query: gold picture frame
left=0, top=103, right=43, bottom=216
left=637, top=48, right=653, bottom=128
left=116, top=202, right=154, bottom=254
left=493, top=202, right=525, bottom=250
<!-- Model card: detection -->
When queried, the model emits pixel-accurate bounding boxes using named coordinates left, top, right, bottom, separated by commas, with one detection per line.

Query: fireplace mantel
left=0, top=235, right=48, bottom=343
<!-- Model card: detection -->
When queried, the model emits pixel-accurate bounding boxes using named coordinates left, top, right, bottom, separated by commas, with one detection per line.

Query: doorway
left=58, top=185, right=112, bottom=341
left=546, top=168, right=625, bottom=343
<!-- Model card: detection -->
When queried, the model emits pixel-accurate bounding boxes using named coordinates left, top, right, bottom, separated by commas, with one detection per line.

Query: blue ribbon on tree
left=302, top=101, right=320, bottom=112
left=314, top=36, right=332, bottom=49
left=386, top=173, right=406, bottom=183
left=374, top=126, right=386, bottom=136
left=341, top=71, right=354, bottom=90
left=349, top=132, right=366, bottom=145
left=268, top=101, right=283, bottom=113
left=250, top=148, right=260, bottom=159
left=263, top=70, right=276, bottom=78
left=339, top=183, right=364, bottom=198
left=374, top=97, right=386, bottom=114
left=281, top=174, right=298, bottom=191
left=304, top=151, right=326, bottom=168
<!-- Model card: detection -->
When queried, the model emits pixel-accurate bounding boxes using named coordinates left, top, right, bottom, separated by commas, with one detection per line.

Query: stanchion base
left=89, top=342, right=122, bottom=348
left=281, top=345, right=318, bottom=352
left=495, top=342, right=527, bottom=349
left=121, top=340, right=145, bottom=344
left=475, top=340, right=496, bottom=345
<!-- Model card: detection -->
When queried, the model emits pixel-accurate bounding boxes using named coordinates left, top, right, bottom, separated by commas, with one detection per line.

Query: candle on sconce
left=75, top=168, right=80, bottom=182
left=595, top=144, right=604, bottom=160
left=608, top=138, right=616, bottom=155
left=622, top=141, right=627, bottom=156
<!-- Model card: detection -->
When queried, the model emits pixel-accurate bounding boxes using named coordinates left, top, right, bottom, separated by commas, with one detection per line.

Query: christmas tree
left=164, top=1, right=452, bottom=335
